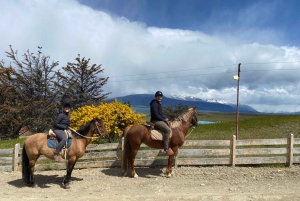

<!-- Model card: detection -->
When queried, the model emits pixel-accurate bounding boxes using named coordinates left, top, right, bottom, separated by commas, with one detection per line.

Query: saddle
left=48, top=129, right=72, bottom=139
left=145, top=122, right=172, bottom=141
left=47, top=129, right=73, bottom=149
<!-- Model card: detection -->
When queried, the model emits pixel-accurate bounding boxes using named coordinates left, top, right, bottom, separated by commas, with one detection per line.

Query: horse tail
left=122, top=126, right=132, bottom=176
left=22, top=144, right=30, bottom=184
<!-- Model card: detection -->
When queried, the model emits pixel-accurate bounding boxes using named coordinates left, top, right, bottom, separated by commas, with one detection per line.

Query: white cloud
left=1, top=0, right=300, bottom=113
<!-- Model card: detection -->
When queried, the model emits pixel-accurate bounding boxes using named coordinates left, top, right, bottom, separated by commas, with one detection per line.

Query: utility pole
left=235, top=63, right=241, bottom=140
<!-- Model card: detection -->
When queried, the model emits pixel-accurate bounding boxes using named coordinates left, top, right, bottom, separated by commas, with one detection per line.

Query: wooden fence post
left=230, top=135, right=236, bottom=167
left=287, top=133, right=294, bottom=167
left=13, top=143, right=20, bottom=171
left=121, top=137, right=124, bottom=169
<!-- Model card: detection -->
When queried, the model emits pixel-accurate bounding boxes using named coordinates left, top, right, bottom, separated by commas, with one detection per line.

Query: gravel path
left=1, top=165, right=300, bottom=201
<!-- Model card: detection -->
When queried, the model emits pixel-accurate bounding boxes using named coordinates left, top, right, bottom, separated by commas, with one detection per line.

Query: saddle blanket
left=150, top=129, right=173, bottom=141
left=47, top=138, right=72, bottom=149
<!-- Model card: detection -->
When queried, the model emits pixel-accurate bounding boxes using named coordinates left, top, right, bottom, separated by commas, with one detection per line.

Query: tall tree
left=0, top=63, right=20, bottom=137
left=55, top=55, right=110, bottom=108
left=1, top=46, right=60, bottom=137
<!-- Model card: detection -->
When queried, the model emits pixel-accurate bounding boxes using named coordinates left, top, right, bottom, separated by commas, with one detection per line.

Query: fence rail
left=0, top=134, right=299, bottom=172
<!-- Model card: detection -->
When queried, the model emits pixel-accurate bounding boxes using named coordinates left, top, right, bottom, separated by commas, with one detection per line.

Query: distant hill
left=111, top=94, right=259, bottom=114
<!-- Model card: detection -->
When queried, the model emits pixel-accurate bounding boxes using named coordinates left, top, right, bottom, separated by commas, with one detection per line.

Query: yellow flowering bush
left=70, top=99, right=146, bottom=143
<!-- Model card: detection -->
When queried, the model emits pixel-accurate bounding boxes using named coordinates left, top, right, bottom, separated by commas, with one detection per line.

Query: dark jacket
left=150, top=99, right=166, bottom=122
left=53, top=112, right=70, bottom=130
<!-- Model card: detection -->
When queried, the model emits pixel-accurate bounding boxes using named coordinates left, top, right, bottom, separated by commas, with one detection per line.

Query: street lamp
left=233, top=63, right=241, bottom=140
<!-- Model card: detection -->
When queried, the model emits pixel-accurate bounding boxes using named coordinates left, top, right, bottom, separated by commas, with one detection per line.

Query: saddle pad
left=150, top=129, right=172, bottom=141
left=47, top=138, right=72, bottom=149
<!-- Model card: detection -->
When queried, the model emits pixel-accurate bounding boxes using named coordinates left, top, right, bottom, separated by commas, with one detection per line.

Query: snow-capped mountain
left=206, top=99, right=257, bottom=113
left=111, top=94, right=259, bottom=113
left=206, top=99, right=234, bottom=105
left=171, top=95, right=204, bottom=102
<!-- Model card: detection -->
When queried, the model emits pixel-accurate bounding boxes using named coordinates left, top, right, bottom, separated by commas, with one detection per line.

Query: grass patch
left=187, top=113, right=300, bottom=140
left=0, top=138, right=26, bottom=149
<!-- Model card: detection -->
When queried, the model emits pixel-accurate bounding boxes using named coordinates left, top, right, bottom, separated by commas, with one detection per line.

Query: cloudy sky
left=1, top=0, right=300, bottom=113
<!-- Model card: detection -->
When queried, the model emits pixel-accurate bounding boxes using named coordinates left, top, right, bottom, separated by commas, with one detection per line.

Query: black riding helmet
left=63, top=102, right=71, bottom=108
left=155, top=91, right=163, bottom=97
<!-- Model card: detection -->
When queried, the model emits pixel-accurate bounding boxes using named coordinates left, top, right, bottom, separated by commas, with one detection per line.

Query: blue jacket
left=150, top=99, right=166, bottom=122
left=53, top=112, right=70, bottom=130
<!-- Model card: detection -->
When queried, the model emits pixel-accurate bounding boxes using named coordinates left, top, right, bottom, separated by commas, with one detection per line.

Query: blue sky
left=79, top=0, right=300, bottom=46
left=1, top=0, right=300, bottom=113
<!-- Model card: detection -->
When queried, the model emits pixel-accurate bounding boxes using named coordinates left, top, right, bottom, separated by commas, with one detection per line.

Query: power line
left=109, top=60, right=300, bottom=78
left=109, top=64, right=237, bottom=78
left=108, top=61, right=300, bottom=83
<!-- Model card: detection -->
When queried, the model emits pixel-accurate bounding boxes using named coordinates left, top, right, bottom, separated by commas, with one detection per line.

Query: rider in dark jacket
left=150, top=91, right=174, bottom=155
left=53, top=102, right=71, bottom=162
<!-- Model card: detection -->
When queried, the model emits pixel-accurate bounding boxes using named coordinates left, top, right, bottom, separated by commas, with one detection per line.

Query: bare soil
left=1, top=165, right=300, bottom=201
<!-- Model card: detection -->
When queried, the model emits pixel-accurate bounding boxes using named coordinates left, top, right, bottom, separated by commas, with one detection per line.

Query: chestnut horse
left=122, top=107, right=198, bottom=178
left=22, top=118, right=108, bottom=189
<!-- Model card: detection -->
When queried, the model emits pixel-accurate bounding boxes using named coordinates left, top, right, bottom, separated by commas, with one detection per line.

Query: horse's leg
left=122, top=136, right=129, bottom=177
left=165, top=155, right=175, bottom=178
left=130, top=148, right=139, bottom=178
left=29, top=158, right=39, bottom=188
left=63, top=158, right=77, bottom=189
left=166, top=147, right=178, bottom=177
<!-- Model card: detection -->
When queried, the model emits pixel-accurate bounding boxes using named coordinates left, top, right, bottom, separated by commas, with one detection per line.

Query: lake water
left=198, top=120, right=216, bottom=124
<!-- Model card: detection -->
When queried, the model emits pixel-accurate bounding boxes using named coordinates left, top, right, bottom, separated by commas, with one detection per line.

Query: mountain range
left=111, top=94, right=259, bottom=114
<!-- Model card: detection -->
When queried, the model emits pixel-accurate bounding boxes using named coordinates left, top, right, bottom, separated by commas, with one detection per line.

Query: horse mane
left=75, top=121, right=92, bottom=138
left=170, top=108, right=194, bottom=128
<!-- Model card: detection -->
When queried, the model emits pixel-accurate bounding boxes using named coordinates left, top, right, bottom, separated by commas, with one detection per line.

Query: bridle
left=186, top=110, right=198, bottom=138
left=93, top=120, right=107, bottom=137
left=190, top=110, right=198, bottom=126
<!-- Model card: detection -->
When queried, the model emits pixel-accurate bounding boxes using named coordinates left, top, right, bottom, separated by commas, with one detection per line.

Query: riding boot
left=53, top=151, right=64, bottom=163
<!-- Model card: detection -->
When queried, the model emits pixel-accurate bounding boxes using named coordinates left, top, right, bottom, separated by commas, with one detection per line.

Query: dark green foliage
left=55, top=55, right=110, bottom=108
left=0, top=46, right=110, bottom=138
left=0, top=46, right=59, bottom=137
left=163, top=104, right=189, bottom=120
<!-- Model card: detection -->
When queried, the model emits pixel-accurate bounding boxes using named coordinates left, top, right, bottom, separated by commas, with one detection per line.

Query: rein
left=185, top=126, right=195, bottom=139
left=68, top=122, right=105, bottom=139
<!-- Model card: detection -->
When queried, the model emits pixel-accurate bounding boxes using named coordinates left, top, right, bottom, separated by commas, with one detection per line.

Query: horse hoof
left=133, top=173, right=139, bottom=178
left=166, top=173, right=172, bottom=178
left=32, top=183, right=39, bottom=188
left=64, top=184, right=70, bottom=189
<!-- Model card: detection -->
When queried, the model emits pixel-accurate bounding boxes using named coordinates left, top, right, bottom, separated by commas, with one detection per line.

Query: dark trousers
left=53, top=129, right=68, bottom=153
left=153, top=121, right=171, bottom=149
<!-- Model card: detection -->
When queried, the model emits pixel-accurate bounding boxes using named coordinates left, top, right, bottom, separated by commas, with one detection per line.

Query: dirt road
left=1, top=165, right=300, bottom=201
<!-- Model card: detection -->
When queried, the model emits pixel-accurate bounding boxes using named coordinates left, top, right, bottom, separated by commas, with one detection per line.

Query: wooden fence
left=1, top=134, right=299, bottom=172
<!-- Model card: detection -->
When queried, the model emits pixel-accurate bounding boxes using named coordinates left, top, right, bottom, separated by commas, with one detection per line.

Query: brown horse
left=22, top=118, right=108, bottom=189
left=122, top=107, right=198, bottom=178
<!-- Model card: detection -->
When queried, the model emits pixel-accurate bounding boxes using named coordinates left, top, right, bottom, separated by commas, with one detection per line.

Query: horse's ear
left=193, top=106, right=196, bottom=110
